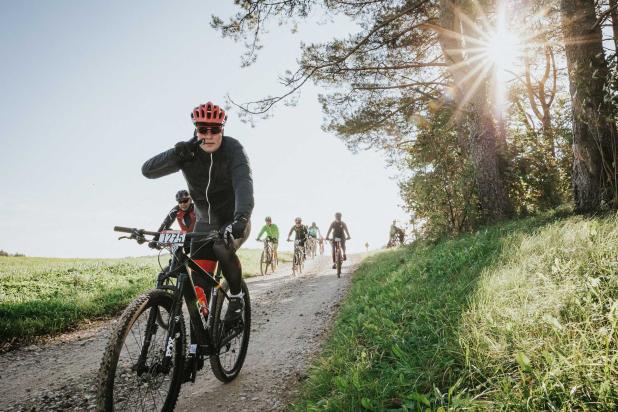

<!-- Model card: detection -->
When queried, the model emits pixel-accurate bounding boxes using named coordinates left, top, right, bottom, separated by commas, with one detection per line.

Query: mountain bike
left=305, top=237, right=317, bottom=259
left=259, top=238, right=277, bottom=275
left=329, top=237, right=344, bottom=278
left=97, top=226, right=251, bottom=412
left=289, top=239, right=305, bottom=275
left=387, top=231, right=405, bottom=248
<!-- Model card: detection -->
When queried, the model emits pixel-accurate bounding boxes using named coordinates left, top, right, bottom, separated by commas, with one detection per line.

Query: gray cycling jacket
left=142, top=135, right=254, bottom=226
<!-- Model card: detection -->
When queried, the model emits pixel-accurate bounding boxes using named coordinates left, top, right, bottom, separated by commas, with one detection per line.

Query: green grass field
left=292, top=212, right=618, bottom=411
left=0, top=249, right=290, bottom=349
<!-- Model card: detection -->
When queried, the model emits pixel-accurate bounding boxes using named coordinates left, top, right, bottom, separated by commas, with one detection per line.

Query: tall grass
left=0, top=249, right=287, bottom=347
left=292, top=212, right=618, bottom=411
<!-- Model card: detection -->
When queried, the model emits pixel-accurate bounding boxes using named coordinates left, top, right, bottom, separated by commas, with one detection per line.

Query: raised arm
left=142, top=136, right=199, bottom=179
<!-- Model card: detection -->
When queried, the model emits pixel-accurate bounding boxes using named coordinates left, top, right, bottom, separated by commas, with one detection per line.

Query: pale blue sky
left=0, top=1, right=408, bottom=257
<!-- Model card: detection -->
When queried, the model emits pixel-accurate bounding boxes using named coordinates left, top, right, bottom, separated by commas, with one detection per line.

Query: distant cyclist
left=325, top=212, right=351, bottom=269
left=256, top=216, right=279, bottom=262
left=287, top=217, right=308, bottom=258
left=307, top=222, right=322, bottom=240
left=148, top=189, right=196, bottom=249
left=388, top=220, right=405, bottom=247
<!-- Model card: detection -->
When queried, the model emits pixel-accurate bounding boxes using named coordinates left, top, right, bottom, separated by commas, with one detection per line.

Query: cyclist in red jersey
left=148, top=190, right=196, bottom=249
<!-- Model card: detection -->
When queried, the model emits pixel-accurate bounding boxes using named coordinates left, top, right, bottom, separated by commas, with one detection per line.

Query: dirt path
left=0, top=254, right=361, bottom=411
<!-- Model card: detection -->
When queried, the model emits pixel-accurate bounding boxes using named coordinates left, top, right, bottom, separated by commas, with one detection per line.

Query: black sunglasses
left=196, top=126, right=222, bottom=135
left=178, top=198, right=191, bottom=204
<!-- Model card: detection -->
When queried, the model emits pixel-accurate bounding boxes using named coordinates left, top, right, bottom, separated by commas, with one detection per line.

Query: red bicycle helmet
left=191, top=102, right=227, bottom=125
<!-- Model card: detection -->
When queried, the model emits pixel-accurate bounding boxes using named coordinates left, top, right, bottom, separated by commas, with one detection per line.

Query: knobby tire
left=96, top=289, right=185, bottom=412
left=209, top=279, right=251, bottom=382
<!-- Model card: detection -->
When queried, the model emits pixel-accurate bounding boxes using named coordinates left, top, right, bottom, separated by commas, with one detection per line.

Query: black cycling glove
left=220, top=217, right=248, bottom=240
left=174, top=141, right=196, bottom=162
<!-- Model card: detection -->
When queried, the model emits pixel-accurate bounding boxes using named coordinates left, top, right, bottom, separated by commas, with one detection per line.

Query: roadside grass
left=0, top=249, right=290, bottom=348
left=292, top=212, right=618, bottom=411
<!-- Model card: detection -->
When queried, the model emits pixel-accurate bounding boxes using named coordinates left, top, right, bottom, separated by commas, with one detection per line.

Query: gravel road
left=0, top=254, right=361, bottom=411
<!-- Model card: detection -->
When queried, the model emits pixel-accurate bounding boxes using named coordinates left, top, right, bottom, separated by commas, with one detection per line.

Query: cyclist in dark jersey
left=325, top=212, right=351, bottom=269
left=148, top=189, right=196, bottom=249
left=287, top=217, right=308, bottom=258
left=142, top=101, right=254, bottom=323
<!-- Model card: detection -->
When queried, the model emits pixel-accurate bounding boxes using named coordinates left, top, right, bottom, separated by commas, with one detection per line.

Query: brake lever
left=118, top=236, right=131, bottom=240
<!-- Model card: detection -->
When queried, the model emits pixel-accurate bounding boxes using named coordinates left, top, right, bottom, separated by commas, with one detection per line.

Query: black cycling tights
left=190, top=221, right=243, bottom=295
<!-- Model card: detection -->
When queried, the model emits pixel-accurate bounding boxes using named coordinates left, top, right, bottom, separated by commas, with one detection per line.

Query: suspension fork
left=133, top=306, right=160, bottom=375
left=161, top=272, right=187, bottom=372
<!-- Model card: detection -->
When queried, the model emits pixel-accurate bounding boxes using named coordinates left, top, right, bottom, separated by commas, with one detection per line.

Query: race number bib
left=160, top=230, right=186, bottom=252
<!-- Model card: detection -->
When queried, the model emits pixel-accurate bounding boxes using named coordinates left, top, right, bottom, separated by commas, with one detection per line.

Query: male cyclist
left=256, top=216, right=279, bottom=262
left=142, top=101, right=254, bottom=323
left=389, top=220, right=405, bottom=247
left=148, top=189, right=196, bottom=249
left=306, top=222, right=321, bottom=257
left=325, top=212, right=351, bottom=269
left=307, top=222, right=322, bottom=240
left=287, top=217, right=308, bottom=258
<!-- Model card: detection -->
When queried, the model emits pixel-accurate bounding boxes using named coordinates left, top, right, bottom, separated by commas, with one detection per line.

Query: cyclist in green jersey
left=256, top=216, right=279, bottom=262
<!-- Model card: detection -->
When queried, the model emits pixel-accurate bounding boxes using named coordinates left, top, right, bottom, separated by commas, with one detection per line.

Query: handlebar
left=114, top=226, right=159, bottom=237
left=114, top=226, right=220, bottom=243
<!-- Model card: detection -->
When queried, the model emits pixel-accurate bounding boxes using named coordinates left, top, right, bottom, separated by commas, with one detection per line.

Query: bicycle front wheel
left=97, top=289, right=185, bottom=412
left=260, top=250, right=267, bottom=275
left=210, top=280, right=251, bottom=382
left=336, top=248, right=342, bottom=278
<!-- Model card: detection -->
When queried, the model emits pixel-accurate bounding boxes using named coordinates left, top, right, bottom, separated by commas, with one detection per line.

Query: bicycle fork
left=160, top=273, right=188, bottom=374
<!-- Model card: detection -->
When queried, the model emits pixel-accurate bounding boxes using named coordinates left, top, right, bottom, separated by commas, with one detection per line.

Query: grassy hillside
left=0, top=249, right=289, bottom=348
left=292, top=212, right=618, bottom=411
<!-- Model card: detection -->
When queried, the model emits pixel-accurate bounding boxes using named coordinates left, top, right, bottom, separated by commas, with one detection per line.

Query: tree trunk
left=561, top=0, right=618, bottom=212
left=609, top=0, right=618, bottom=54
left=438, top=0, right=512, bottom=222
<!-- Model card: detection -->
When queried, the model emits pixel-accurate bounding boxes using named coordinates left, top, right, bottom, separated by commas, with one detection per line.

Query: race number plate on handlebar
left=160, top=230, right=186, bottom=252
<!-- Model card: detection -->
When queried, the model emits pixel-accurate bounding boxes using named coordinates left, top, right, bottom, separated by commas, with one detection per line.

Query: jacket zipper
left=205, top=153, right=213, bottom=223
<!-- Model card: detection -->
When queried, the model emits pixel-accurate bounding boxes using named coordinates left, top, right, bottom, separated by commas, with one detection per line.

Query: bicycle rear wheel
left=97, top=289, right=185, bottom=412
left=210, top=280, right=251, bottom=382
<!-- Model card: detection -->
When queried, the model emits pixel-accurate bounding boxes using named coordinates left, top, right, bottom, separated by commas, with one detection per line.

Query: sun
left=486, top=29, right=520, bottom=73
left=482, top=8, right=524, bottom=112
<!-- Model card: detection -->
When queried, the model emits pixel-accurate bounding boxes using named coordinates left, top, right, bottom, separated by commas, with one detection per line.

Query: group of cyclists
left=149, top=189, right=353, bottom=273
left=255, top=214, right=351, bottom=269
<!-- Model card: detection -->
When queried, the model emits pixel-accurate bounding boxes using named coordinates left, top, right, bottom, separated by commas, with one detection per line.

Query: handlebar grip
left=113, top=226, right=159, bottom=236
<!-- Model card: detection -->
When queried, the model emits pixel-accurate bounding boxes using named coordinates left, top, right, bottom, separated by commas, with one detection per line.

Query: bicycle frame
left=111, top=225, right=250, bottom=392
left=132, top=233, right=235, bottom=380
left=263, top=239, right=274, bottom=257
left=332, top=238, right=343, bottom=259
